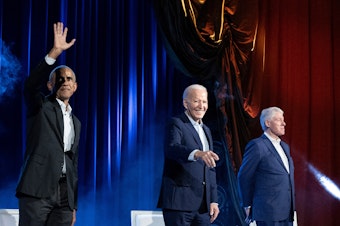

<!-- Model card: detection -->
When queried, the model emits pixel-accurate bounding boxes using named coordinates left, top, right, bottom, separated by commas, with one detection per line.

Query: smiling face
left=183, top=87, right=208, bottom=122
left=265, top=111, right=286, bottom=139
left=47, top=67, right=77, bottom=104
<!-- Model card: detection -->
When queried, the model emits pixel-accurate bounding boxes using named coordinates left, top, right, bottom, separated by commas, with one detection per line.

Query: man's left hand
left=210, top=202, right=219, bottom=223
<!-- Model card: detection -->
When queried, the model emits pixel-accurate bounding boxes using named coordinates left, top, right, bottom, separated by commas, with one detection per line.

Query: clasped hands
left=195, top=150, right=219, bottom=168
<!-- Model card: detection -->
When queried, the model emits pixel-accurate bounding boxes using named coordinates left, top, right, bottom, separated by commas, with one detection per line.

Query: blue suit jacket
left=157, top=113, right=218, bottom=211
left=237, top=134, right=295, bottom=222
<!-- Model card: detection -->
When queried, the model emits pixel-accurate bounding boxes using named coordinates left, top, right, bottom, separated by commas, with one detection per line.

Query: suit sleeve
left=164, top=117, right=197, bottom=162
left=237, top=140, right=261, bottom=207
left=24, top=60, right=54, bottom=116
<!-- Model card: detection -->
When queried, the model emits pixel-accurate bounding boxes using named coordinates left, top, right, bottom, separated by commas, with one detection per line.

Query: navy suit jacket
left=16, top=60, right=81, bottom=210
left=157, top=113, right=218, bottom=212
left=237, top=134, right=295, bottom=222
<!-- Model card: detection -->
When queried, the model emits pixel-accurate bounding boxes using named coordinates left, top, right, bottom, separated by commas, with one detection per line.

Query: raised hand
left=48, top=22, right=76, bottom=59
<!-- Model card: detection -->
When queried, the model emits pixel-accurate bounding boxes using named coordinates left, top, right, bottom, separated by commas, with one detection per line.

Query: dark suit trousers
left=256, top=220, right=293, bottom=226
left=163, top=209, right=210, bottom=226
left=18, top=177, right=73, bottom=226
left=162, top=186, right=209, bottom=226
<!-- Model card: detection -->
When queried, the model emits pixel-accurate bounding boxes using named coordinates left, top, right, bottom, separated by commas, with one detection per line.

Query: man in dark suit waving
left=16, top=22, right=80, bottom=226
left=237, top=107, right=296, bottom=226
left=158, top=84, right=220, bottom=226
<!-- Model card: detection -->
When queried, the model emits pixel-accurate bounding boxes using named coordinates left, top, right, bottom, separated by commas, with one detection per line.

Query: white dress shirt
left=185, top=111, right=210, bottom=161
left=56, top=99, right=75, bottom=174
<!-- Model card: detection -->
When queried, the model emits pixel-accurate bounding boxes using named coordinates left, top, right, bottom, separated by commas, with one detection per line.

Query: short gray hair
left=260, top=107, right=284, bottom=131
left=182, top=84, right=207, bottom=99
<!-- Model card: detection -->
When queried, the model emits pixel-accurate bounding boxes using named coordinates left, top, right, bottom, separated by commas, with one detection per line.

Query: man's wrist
left=189, top=149, right=200, bottom=161
left=45, top=54, right=56, bottom=65
left=47, top=47, right=63, bottom=60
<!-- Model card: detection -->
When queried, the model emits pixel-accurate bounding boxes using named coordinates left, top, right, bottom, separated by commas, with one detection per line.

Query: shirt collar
left=264, top=132, right=281, bottom=143
left=185, top=111, right=203, bottom=127
left=56, top=98, right=72, bottom=115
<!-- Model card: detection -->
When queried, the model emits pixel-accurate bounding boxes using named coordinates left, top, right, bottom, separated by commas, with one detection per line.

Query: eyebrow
left=60, top=75, right=74, bottom=80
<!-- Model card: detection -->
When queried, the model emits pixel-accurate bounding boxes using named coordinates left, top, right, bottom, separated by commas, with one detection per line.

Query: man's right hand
left=195, top=150, right=219, bottom=168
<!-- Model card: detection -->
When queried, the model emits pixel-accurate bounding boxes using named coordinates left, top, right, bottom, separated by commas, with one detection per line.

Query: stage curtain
left=0, top=0, right=339, bottom=226
left=0, top=0, right=173, bottom=225
left=153, top=0, right=340, bottom=226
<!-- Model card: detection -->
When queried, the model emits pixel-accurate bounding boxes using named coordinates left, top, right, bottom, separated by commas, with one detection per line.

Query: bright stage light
left=308, top=164, right=340, bottom=201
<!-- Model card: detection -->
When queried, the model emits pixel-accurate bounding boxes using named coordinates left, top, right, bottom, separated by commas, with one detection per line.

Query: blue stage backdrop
left=0, top=0, right=243, bottom=225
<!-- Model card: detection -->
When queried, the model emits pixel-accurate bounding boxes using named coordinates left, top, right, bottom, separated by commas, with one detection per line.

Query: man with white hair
left=158, top=84, right=220, bottom=225
left=238, top=107, right=296, bottom=226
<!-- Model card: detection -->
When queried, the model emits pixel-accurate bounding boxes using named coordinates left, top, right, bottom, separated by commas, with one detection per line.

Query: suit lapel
left=261, top=134, right=288, bottom=172
left=50, top=100, right=64, bottom=147
left=180, top=113, right=203, bottom=150
left=202, top=125, right=212, bottom=150
left=280, top=141, right=290, bottom=157
left=281, top=141, right=294, bottom=171
left=70, top=115, right=81, bottom=154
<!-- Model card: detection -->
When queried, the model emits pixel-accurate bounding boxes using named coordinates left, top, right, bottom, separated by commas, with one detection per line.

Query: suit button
left=202, top=182, right=206, bottom=185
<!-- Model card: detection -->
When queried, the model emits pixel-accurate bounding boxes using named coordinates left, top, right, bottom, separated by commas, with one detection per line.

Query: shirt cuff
left=45, top=54, right=56, bottom=65
left=188, top=149, right=199, bottom=161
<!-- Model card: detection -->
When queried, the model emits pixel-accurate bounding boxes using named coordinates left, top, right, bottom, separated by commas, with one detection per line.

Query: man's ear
left=265, top=120, right=270, bottom=128
left=183, top=99, right=188, bottom=109
left=47, top=81, right=53, bottom=91
left=73, top=82, right=78, bottom=92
